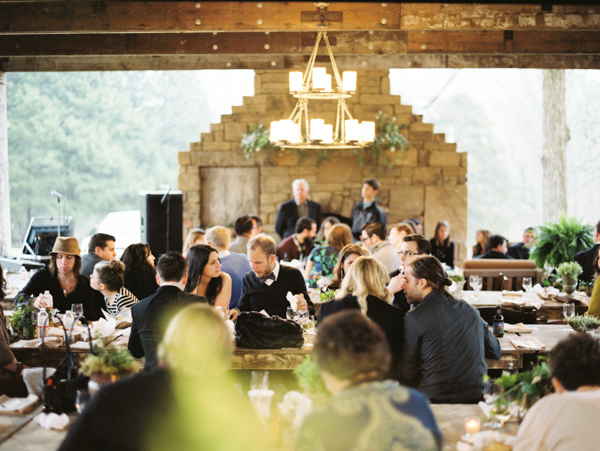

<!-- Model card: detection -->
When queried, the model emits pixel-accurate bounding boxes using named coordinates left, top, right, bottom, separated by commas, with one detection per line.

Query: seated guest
left=277, top=217, right=316, bottom=263
left=352, top=179, right=387, bottom=241
left=585, top=246, right=600, bottom=318
left=128, top=251, right=207, bottom=370
left=81, top=233, right=117, bottom=277
left=275, top=178, right=322, bottom=239
left=16, top=237, right=103, bottom=320
left=507, top=227, right=536, bottom=260
left=474, top=234, right=512, bottom=259
left=360, top=222, right=402, bottom=273
left=388, top=222, right=416, bottom=252
left=319, top=257, right=404, bottom=380
left=297, top=310, right=442, bottom=451
left=472, top=229, right=491, bottom=258
left=314, top=216, right=340, bottom=246
left=231, top=235, right=313, bottom=320
left=388, top=234, right=432, bottom=314
left=0, top=265, right=29, bottom=397
left=327, top=244, right=369, bottom=291
left=229, top=215, right=253, bottom=254
left=249, top=214, right=263, bottom=235
left=90, top=260, right=138, bottom=316
left=205, top=226, right=251, bottom=310
left=429, top=220, right=455, bottom=269
left=121, top=243, right=159, bottom=301
left=575, top=220, right=600, bottom=283
left=184, top=244, right=232, bottom=310
left=182, top=227, right=205, bottom=255
left=305, top=224, right=353, bottom=285
left=400, top=255, right=501, bottom=403
left=61, top=304, right=264, bottom=451
left=514, top=333, right=600, bottom=451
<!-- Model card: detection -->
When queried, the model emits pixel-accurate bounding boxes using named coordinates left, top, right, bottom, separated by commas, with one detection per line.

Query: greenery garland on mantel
left=240, top=113, right=408, bottom=168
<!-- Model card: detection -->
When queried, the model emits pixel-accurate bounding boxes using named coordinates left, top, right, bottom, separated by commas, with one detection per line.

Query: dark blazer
left=575, top=243, right=600, bottom=283
left=275, top=199, right=321, bottom=239
left=128, top=285, right=207, bottom=370
left=507, top=242, right=530, bottom=260
left=474, top=250, right=513, bottom=260
left=318, top=294, right=404, bottom=380
left=81, top=253, right=103, bottom=278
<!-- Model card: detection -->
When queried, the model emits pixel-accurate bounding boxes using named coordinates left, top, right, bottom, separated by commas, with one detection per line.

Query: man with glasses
left=388, top=234, right=431, bottom=312
left=360, top=222, right=401, bottom=273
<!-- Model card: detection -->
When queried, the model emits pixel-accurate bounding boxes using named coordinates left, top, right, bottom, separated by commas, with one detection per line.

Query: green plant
left=530, top=215, right=594, bottom=269
left=363, top=113, right=408, bottom=167
left=319, top=289, right=336, bottom=303
left=293, top=356, right=329, bottom=398
left=557, top=261, right=583, bottom=279
left=240, top=124, right=276, bottom=158
left=448, top=268, right=465, bottom=283
left=490, top=358, right=552, bottom=401
left=80, top=343, right=142, bottom=376
left=564, top=315, right=600, bottom=331
left=9, top=295, right=36, bottom=339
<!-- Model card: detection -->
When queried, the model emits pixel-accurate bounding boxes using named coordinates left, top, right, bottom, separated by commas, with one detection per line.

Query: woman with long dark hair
left=472, top=229, right=491, bottom=257
left=121, top=243, right=158, bottom=301
left=184, top=244, right=231, bottom=310
left=328, top=244, right=370, bottom=291
left=429, top=220, right=455, bottom=269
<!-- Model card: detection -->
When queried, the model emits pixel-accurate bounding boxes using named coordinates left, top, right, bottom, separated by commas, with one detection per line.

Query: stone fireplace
left=178, top=70, right=468, bottom=264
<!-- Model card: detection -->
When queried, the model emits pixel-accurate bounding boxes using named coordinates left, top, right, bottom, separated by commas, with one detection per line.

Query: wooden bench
left=463, top=259, right=542, bottom=291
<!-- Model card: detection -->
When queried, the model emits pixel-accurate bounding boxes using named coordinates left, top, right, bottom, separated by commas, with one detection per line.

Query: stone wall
left=178, top=70, right=469, bottom=264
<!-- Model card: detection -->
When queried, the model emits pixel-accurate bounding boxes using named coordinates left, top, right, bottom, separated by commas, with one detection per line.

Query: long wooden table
left=0, top=401, right=516, bottom=451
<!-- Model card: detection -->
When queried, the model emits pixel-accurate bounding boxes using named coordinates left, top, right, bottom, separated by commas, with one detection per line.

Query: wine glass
left=75, top=389, right=90, bottom=413
left=522, top=277, right=532, bottom=299
left=470, top=275, right=482, bottom=300
left=482, top=380, right=500, bottom=428
left=286, top=307, right=298, bottom=322
left=250, top=371, right=269, bottom=391
left=490, top=396, right=512, bottom=429
left=71, top=303, right=83, bottom=320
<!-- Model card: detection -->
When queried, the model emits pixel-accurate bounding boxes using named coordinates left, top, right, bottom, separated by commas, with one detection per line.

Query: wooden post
left=0, top=72, right=11, bottom=257
left=542, top=69, right=569, bottom=224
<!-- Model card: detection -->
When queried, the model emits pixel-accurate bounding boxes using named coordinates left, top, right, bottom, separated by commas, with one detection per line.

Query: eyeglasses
left=399, top=251, right=422, bottom=257
left=360, top=235, right=371, bottom=243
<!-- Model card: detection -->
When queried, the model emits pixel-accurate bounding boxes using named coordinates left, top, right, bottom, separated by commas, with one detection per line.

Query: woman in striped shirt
left=90, top=260, right=139, bottom=316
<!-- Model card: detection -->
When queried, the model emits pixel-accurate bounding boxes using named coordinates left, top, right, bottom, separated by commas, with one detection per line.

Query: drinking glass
left=563, top=303, right=575, bottom=319
left=286, top=307, right=298, bottom=322
left=482, top=380, right=500, bottom=428
left=470, top=275, right=482, bottom=299
left=71, top=303, right=83, bottom=320
left=522, top=277, right=532, bottom=295
left=250, top=371, right=269, bottom=391
left=75, top=389, right=90, bottom=413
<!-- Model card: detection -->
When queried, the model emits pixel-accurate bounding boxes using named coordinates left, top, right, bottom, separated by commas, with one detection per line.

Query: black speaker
left=140, top=191, right=183, bottom=257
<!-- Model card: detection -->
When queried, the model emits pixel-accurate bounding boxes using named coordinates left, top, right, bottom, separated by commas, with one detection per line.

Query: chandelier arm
left=303, top=98, right=310, bottom=139
left=341, top=101, right=354, bottom=120
left=303, top=30, right=324, bottom=89
left=323, top=30, right=343, bottom=89
left=335, top=99, right=342, bottom=142
left=287, top=101, right=301, bottom=121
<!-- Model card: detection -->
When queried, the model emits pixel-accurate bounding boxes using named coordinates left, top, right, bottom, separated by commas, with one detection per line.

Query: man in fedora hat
left=16, top=237, right=103, bottom=320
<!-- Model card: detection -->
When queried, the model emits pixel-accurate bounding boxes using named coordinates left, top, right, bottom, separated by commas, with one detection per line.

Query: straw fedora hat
left=50, top=237, right=81, bottom=256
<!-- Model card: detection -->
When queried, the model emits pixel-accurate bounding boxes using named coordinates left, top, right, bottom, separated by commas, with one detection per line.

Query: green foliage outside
left=530, top=215, right=593, bottom=268
left=240, top=124, right=275, bottom=158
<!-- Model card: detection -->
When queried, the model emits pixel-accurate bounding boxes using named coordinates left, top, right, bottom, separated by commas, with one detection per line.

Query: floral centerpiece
left=80, top=341, right=142, bottom=385
left=557, top=261, right=583, bottom=294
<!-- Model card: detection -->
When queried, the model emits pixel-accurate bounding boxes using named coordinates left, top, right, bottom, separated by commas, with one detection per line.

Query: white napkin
left=225, top=319, right=235, bottom=338
left=286, top=291, right=298, bottom=312
left=502, top=290, right=522, bottom=297
left=510, top=337, right=546, bottom=350
left=572, top=291, right=590, bottom=306
left=533, top=283, right=559, bottom=300
left=117, top=308, right=132, bottom=318
left=278, top=391, right=313, bottom=432
left=504, top=322, right=532, bottom=334
left=92, top=317, right=116, bottom=338
left=16, top=337, right=63, bottom=348
left=259, top=309, right=270, bottom=317
left=459, top=431, right=516, bottom=451
left=35, top=412, right=70, bottom=430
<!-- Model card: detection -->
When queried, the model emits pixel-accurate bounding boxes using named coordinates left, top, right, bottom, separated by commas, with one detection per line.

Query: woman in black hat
left=15, top=237, right=103, bottom=320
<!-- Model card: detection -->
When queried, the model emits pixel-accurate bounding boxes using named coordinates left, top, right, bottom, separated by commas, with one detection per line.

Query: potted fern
left=530, top=215, right=593, bottom=269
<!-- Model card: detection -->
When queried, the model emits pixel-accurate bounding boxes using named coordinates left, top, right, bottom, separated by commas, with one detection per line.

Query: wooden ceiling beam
left=3, top=54, right=599, bottom=73
left=1, top=2, right=599, bottom=35
left=2, top=30, right=599, bottom=57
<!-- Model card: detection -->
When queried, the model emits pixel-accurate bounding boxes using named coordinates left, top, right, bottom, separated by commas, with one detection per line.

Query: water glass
left=71, top=303, right=83, bottom=320
left=250, top=370, right=269, bottom=391
left=286, top=307, right=298, bottom=322
left=75, top=389, right=90, bottom=413
left=522, top=277, right=532, bottom=293
left=470, top=275, right=482, bottom=298
left=563, top=303, right=575, bottom=319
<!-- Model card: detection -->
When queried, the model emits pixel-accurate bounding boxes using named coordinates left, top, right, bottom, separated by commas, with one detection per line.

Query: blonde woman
left=317, top=256, right=405, bottom=380
left=182, top=228, right=206, bottom=255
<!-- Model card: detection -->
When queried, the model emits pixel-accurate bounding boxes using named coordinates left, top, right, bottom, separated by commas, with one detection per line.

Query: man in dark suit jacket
left=507, top=227, right=536, bottom=260
left=275, top=179, right=321, bottom=239
left=128, top=251, right=207, bottom=370
left=475, top=235, right=513, bottom=259
left=231, top=235, right=314, bottom=320
left=575, top=221, right=600, bottom=283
